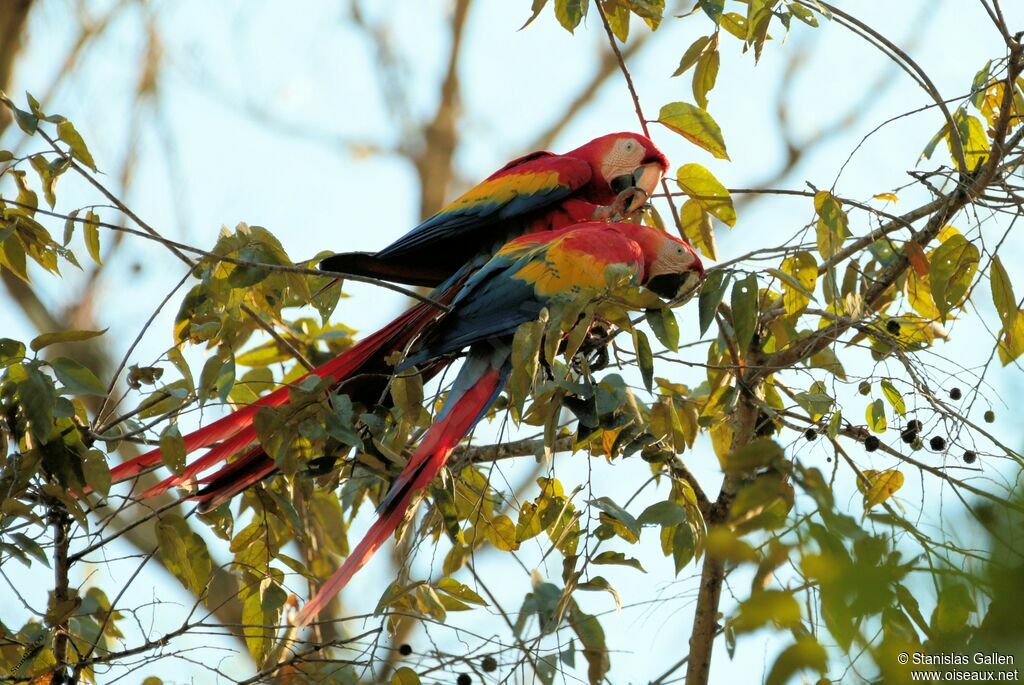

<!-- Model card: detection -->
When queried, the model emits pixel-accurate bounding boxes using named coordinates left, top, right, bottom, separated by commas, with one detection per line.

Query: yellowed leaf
left=858, top=469, right=904, bottom=510
left=679, top=199, right=717, bottom=260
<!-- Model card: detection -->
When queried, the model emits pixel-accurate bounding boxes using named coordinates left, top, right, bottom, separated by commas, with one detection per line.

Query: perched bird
left=293, top=220, right=704, bottom=627
left=320, top=132, right=669, bottom=287
left=106, top=132, right=670, bottom=507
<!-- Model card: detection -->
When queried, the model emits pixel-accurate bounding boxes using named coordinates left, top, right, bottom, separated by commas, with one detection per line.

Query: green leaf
left=30, top=328, right=106, bottom=352
left=17, top=365, right=57, bottom=441
left=637, top=500, right=688, bottom=527
left=84, top=211, right=102, bottom=264
left=697, top=0, right=724, bottom=21
left=719, top=11, right=747, bottom=39
left=633, top=329, right=654, bottom=392
left=679, top=198, right=717, bottom=260
left=745, top=0, right=778, bottom=63
left=997, top=309, right=1024, bottom=366
left=436, top=578, right=488, bottom=606
left=587, top=497, right=640, bottom=538
left=698, top=269, right=729, bottom=335
left=484, top=514, right=519, bottom=551
left=788, top=4, right=819, bottom=27
left=673, top=35, right=712, bottom=76
left=0, top=338, right=26, bottom=367
left=568, top=603, right=609, bottom=685
left=0, top=229, right=29, bottom=283
left=670, top=523, right=695, bottom=573
left=390, top=667, right=421, bottom=685
left=627, top=0, right=665, bottom=30
left=866, top=398, right=887, bottom=434
left=724, top=437, right=783, bottom=475
left=82, top=451, right=111, bottom=497
left=159, top=424, right=186, bottom=476
left=57, top=120, right=97, bottom=171
left=764, top=637, right=828, bottom=685
left=156, top=513, right=212, bottom=596
left=603, top=1, right=630, bottom=42
left=646, top=307, right=679, bottom=351
left=0, top=149, right=13, bottom=162
left=692, top=45, right=719, bottom=110
left=949, top=110, right=990, bottom=172
left=827, top=410, right=842, bottom=439
left=657, top=102, right=729, bottom=160
left=777, top=251, right=817, bottom=316
left=732, top=589, right=801, bottom=634
left=920, top=123, right=949, bottom=162
left=880, top=379, right=905, bottom=416
left=730, top=273, right=758, bottom=351
left=12, top=104, right=38, bottom=135
left=521, top=0, right=549, bottom=28
left=814, top=192, right=850, bottom=259
left=675, top=163, right=735, bottom=227
left=50, top=356, right=107, bottom=396
left=554, top=0, right=587, bottom=32
left=930, top=234, right=979, bottom=320
left=508, top=319, right=543, bottom=420
left=931, top=583, right=975, bottom=635
left=591, top=550, right=646, bottom=573
left=12, top=532, right=50, bottom=567
left=794, top=382, right=832, bottom=422
left=990, top=255, right=1016, bottom=327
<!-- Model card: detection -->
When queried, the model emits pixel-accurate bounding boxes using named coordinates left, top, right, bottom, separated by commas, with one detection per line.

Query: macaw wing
left=403, top=225, right=644, bottom=365
left=319, top=153, right=592, bottom=287
left=377, top=153, right=592, bottom=259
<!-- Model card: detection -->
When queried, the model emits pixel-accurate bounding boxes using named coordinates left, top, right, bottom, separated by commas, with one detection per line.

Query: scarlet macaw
left=293, top=220, right=704, bottom=627
left=319, top=132, right=669, bottom=287
left=107, top=133, right=670, bottom=506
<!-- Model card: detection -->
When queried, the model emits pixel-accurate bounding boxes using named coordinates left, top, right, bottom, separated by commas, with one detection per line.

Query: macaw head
left=630, top=225, right=705, bottom=300
left=569, top=132, right=669, bottom=208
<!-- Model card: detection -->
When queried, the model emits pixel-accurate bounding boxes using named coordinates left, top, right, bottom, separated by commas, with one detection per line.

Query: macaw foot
left=592, top=188, right=650, bottom=222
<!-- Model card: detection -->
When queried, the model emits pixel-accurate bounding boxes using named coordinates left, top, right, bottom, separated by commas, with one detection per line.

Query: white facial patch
left=600, top=138, right=646, bottom=183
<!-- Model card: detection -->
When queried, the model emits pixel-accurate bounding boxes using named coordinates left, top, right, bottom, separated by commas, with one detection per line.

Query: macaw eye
left=624, top=141, right=634, bottom=151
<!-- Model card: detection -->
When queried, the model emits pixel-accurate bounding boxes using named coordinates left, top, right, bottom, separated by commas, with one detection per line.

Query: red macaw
left=106, top=132, right=670, bottom=506
left=319, top=132, right=669, bottom=287
left=293, top=221, right=704, bottom=627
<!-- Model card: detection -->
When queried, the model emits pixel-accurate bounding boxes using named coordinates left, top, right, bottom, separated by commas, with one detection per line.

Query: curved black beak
left=609, top=167, right=650, bottom=195
left=610, top=173, right=634, bottom=195
left=647, top=270, right=704, bottom=301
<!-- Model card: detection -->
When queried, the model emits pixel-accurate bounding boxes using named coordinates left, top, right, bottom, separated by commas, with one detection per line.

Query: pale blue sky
left=3, top=1, right=1023, bottom=683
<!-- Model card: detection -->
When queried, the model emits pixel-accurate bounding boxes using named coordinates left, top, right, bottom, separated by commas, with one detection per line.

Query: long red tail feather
left=109, top=299, right=445, bottom=487
left=294, top=361, right=505, bottom=628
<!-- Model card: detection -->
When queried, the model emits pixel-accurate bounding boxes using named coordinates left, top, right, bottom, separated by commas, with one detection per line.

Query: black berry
left=929, top=435, right=947, bottom=451
left=858, top=381, right=871, bottom=396
left=949, top=387, right=962, bottom=400
left=399, top=644, right=413, bottom=656
left=963, top=451, right=977, bottom=464
left=886, top=320, right=901, bottom=335
left=984, top=410, right=995, bottom=423
left=458, top=674, right=472, bottom=685
left=864, top=436, right=880, bottom=452
left=481, top=656, right=498, bottom=673
left=804, top=428, right=817, bottom=441
left=900, top=429, right=917, bottom=445
left=907, top=419, right=922, bottom=433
